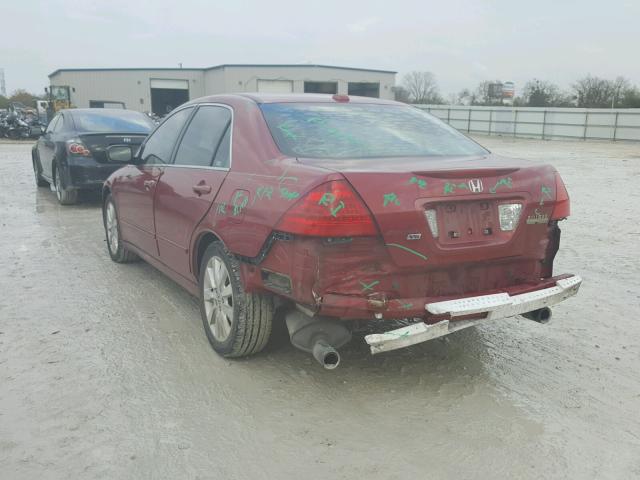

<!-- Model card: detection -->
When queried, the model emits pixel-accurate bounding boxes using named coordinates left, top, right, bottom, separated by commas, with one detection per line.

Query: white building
left=48, top=64, right=397, bottom=114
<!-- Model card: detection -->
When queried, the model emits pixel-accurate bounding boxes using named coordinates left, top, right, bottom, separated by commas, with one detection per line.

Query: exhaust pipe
left=522, top=307, right=552, bottom=324
left=285, top=310, right=351, bottom=370
left=312, top=340, right=341, bottom=370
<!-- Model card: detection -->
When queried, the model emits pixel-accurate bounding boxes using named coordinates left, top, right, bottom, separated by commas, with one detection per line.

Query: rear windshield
left=71, top=110, right=154, bottom=134
left=260, top=103, right=488, bottom=159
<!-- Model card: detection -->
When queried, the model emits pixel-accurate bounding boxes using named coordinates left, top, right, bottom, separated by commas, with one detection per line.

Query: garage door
left=150, top=79, right=189, bottom=90
left=150, top=79, right=190, bottom=115
left=257, top=80, right=293, bottom=93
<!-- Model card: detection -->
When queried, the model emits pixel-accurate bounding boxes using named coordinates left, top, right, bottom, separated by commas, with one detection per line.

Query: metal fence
left=416, top=105, right=640, bottom=142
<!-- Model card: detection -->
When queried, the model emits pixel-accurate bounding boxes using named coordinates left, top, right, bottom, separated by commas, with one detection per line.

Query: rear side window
left=173, top=106, right=231, bottom=168
left=142, top=107, right=193, bottom=165
left=260, top=103, right=488, bottom=159
left=53, top=115, right=65, bottom=133
left=46, top=115, right=60, bottom=133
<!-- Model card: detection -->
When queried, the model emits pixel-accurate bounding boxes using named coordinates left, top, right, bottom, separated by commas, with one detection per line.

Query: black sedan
left=32, top=109, right=155, bottom=205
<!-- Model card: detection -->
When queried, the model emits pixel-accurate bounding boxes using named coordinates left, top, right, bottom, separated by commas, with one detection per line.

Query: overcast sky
left=2, top=0, right=639, bottom=97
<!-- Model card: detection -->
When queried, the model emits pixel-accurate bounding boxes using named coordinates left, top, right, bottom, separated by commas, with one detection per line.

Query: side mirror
left=107, top=145, right=134, bottom=163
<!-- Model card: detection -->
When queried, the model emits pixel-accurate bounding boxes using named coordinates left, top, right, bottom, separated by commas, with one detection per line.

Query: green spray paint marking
left=215, top=202, right=227, bottom=215
left=277, top=167, right=298, bottom=184
left=409, top=176, right=427, bottom=189
left=489, top=177, right=513, bottom=194
left=232, top=191, right=249, bottom=216
left=252, top=186, right=273, bottom=205
left=318, top=192, right=335, bottom=206
left=329, top=200, right=345, bottom=217
left=359, top=280, right=380, bottom=292
left=279, top=187, right=300, bottom=201
left=277, top=121, right=297, bottom=140
left=444, top=182, right=469, bottom=194
left=383, top=192, right=400, bottom=207
left=385, top=243, right=428, bottom=261
left=540, top=185, right=552, bottom=205
left=391, top=279, right=401, bottom=290
left=400, top=302, right=413, bottom=310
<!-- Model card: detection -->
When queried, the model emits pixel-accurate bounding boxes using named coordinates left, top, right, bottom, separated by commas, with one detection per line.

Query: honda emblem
left=468, top=179, right=483, bottom=193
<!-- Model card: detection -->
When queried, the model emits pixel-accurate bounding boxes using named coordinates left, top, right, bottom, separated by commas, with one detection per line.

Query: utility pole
left=0, top=68, right=6, bottom=97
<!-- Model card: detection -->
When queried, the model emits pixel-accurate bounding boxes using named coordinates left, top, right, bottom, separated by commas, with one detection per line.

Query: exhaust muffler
left=285, top=310, right=351, bottom=370
left=522, top=307, right=552, bottom=324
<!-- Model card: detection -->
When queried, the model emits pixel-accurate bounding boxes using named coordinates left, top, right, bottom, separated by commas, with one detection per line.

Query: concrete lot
left=1, top=137, right=639, bottom=479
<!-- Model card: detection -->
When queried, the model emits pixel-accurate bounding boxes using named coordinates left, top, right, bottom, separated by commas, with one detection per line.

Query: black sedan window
left=71, top=110, right=154, bottom=134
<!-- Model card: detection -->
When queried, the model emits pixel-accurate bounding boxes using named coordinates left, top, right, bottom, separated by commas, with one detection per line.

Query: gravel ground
left=1, top=137, right=639, bottom=480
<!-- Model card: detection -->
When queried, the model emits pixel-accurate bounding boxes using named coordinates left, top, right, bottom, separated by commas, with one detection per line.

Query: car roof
left=189, top=93, right=401, bottom=106
left=62, top=108, right=143, bottom=115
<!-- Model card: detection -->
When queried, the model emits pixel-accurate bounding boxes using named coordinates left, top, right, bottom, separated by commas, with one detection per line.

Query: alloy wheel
left=105, top=202, right=119, bottom=253
left=54, top=169, right=62, bottom=201
left=203, top=256, right=234, bottom=341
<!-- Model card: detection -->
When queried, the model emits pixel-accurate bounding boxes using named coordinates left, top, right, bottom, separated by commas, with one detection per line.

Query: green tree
left=8, top=89, right=42, bottom=108
left=522, top=79, right=559, bottom=107
left=620, top=86, right=640, bottom=108
left=0, top=95, right=9, bottom=109
left=522, top=79, right=575, bottom=107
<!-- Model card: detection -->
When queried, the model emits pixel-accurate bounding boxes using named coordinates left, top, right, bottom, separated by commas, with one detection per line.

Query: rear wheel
left=53, top=165, right=78, bottom=205
left=199, top=242, right=273, bottom=357
left=103, top=194, right=138, bottom=263
left=32, top=156, right=48, bottom=187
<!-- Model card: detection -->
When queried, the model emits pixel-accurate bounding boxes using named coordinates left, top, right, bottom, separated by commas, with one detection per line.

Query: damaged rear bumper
left=364, top=275, right=582, bottom=354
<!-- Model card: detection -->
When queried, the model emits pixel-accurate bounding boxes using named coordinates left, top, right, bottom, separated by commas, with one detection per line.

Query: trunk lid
left=298, top=154, right=559, bottom=268
left=79, top=132, right=147, bottom=163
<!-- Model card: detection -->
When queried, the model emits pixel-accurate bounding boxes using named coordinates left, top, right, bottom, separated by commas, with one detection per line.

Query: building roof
left=49, top=64, right=396, bottom=78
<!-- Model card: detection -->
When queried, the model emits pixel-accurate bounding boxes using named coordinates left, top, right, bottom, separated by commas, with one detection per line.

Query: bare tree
left=391, top=85, right=411, bottom=103
left=611, top=76, right=630, bottom=108
left=572, top=76, right=616, bottom=108
left=402, top=71, right=443, bottom=104
left=469, top=81, right=507, bottom=106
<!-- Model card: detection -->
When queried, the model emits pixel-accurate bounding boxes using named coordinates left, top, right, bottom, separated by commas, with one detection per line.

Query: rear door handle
left=192, top=184, right=212, bottom=195
left=143, top=179, right=156, bottom=190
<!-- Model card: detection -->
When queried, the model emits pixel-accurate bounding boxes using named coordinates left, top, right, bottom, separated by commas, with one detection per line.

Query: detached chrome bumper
left=365, top=275, right=582, bottom=355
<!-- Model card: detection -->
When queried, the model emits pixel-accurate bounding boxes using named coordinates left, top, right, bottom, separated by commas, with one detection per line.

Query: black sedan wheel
left=32, top=158, right=48, bottom=187
left=53, top=165, right=78, bottom=205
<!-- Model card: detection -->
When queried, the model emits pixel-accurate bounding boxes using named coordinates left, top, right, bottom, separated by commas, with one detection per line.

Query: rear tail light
left=67, top=140, right=91, bottom=157
left=276, top=180, right=378, bottom=237
left=551, top=172, right=570, bottom=220
left=424, top=209, right=439, bottom=237
left=498, top=203, right=523, bottom=231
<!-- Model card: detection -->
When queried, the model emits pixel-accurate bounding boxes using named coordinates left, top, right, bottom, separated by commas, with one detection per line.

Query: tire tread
left=200, top=242, right=273, bottom=358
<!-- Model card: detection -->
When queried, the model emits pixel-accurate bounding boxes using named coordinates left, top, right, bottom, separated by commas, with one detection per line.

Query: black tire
left=32, top=156, right=49, bottom=187
left=102, top=194, right=138, bottom=263
left=53, top=164, right=78, bottom=205
left=199, top=242, right=274, bottom=357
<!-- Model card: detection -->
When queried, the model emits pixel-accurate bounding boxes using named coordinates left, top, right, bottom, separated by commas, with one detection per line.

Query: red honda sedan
left=102, top=94, right=581, bottom=369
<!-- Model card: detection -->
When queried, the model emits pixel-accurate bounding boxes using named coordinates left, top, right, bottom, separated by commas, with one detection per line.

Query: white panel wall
left=418, top=105, right=640, bottom=142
